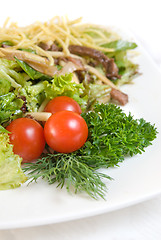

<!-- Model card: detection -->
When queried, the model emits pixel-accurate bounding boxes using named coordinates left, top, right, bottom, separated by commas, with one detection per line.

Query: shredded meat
left=76, top=70, right=93, bottom=83
left=110, top=88, right=128, bottom=105
left=39, top=42, right=62, bottom=52
left=38, top=42, right=52, bottom=51
left=68, top=45, right=120, bottom=80
left=106, top=58, right=120, bottom=79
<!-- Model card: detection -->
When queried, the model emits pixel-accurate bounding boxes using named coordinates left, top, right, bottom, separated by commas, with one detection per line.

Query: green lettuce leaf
left=15, top=58, right=50, bottom=80
left=101, top=40, right=137, bottom=51
left=0, top=78, right=11, bottom=96
left=20, top=73, right=88, bottom=112
left=0, top=59, right=27, bottom=87
left=105, top=49, right=139, bottom=85
left=43, top=73, right=87, bottom=110
left=115, top=51, right=139, bottom=85
left=101, top=40, right=138, bottom=85
left=0, top=41, right=13, bottom=47
left=0, top=125, right=10, bottom=133
left=0, top=93, right=23, bottom=124
left=20, top=81, right=45, bottom=112
left=0, top=133, right=27, bottom=190
left=84, top=82, right=111, bottom=110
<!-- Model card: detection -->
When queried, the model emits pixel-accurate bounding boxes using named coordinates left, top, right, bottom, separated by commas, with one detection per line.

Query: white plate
left=0, top=16, right=161, bottom=230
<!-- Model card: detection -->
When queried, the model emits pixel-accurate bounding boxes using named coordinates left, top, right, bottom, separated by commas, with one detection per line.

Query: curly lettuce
left=0, top=58, right=27, bottom=87
left=0, top=58, right=88, bottom=113
left=20, top=73, right=87, bottom=112
left=0, top=92, right=24, bottom=125
left=43, top=73, right=87, bottom=110
left=0, top=132, right=27, bottom=190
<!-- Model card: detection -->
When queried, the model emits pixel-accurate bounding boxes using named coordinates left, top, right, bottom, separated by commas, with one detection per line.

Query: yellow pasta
left=0, top=16, right=118, bottom=66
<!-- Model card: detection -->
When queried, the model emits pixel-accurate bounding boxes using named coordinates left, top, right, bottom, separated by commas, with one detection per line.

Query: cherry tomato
left=6, top=118, right=45, bottom=163
left=44, top=111, right=88, bottom=153
left=44, top=96, right=82, bottom=115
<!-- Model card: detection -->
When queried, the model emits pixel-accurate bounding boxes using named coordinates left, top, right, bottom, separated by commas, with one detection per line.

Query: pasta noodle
left=0, top=16, right=119, bottom=65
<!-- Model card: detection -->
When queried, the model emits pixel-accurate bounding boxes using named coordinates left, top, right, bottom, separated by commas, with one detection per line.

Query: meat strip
left=39, top=42, right=62, bottom=51
left=110, top=88, right=128, bottom=106
left=76, top=70, right=92, bottom=83
left=68, top=45, right=120, bottom=80
left=38, top=42, right=52, bottom=51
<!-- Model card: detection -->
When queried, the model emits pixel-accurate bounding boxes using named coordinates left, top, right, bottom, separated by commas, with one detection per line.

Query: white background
left=0, top=0, right=161, bottom=239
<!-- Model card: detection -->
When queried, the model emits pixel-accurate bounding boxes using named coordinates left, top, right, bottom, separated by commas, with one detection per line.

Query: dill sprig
left=23, top=153, right=111, bottom=199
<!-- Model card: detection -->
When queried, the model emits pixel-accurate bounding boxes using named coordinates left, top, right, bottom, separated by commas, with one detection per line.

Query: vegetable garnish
left=23, top=104, right=157, bottom=199
left=23, top=153, right=111, bottom=200
left=0, top=133, right=27, bottom=190
left=0, top=17, right=157, bottom=198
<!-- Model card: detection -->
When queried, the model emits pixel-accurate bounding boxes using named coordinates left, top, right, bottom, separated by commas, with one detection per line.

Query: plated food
left=0, top=17, right=157, bottom=198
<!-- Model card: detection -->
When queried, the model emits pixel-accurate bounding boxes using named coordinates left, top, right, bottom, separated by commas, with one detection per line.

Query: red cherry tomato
left=44, top=96, right=82, bottom=115
left=6, top=118, right=45, bottom=163
left=44, top=111, right=88, bottom=153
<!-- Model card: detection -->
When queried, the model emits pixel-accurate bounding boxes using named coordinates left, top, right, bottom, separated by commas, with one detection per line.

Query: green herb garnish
left=23, top=103, right=157, bottom=199
left=23, top=153, right=111, bottom=199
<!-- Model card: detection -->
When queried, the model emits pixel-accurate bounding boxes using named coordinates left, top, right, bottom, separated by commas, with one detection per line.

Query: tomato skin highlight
left=44, top=96, right=82, bottom=115
left=44, top=111, right=88, bottom=153
left=6, top=118, right=45, bottom=163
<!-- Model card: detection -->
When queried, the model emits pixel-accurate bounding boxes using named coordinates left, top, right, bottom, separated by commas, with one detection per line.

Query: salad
left=0, top=17, right=157, bottom=198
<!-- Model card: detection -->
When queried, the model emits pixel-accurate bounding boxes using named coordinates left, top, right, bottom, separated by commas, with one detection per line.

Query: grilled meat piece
left=69, top=45, right=120, bottom=80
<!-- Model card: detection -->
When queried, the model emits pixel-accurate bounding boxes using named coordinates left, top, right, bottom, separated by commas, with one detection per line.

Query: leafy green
left=118, top=62, right=139, bottom=85
left=56, top=65, right=63, bottom=71
left=18, top=48, right=36, bottom=54
left=20, top=81, right=45, bottom=112
left=0, top=41, right=13, bottom=47
left=101, top=40, right=137, bottom=51
left=101, top=40, right=138, bottom=85
left=0, top=78, right=11, bottom=96
left=84, top=82, right=111, bottom=110
left=0, top=133, right=27, bottom=190
left=19, top=73, right=88, bottom=112
left=0, top=58, right=19, bottom=70
left=23, top=103, right=157, bottom=199
left=0, top=93, right=24, bottom=125
left=43, top=73, right=87, bottom=110
left=114, top=51, right=139, bottom=85
left=105, top=49, right=139, bottom=85
left=0, top=125, right=10, bottom=133
left=15, top=58, right=51, bottom=80
left=0, top=59, right=27, bottom=87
